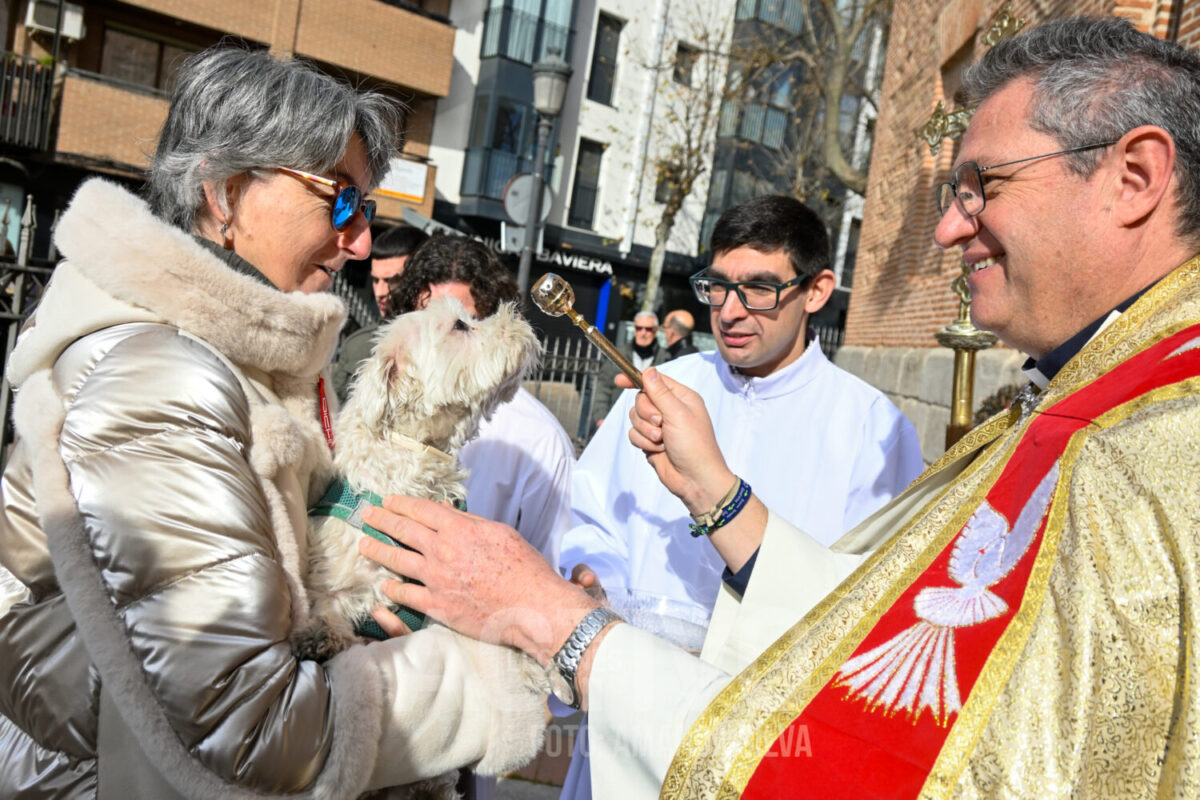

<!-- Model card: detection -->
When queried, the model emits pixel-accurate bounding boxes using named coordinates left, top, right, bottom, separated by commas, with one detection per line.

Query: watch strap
left=551, top=606, right=623, bottom=709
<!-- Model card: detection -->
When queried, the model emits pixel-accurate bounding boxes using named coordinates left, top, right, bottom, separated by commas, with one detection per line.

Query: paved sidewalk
left=495, top=776, right=561, bottom=799
left=494, top=712, right=581, bottom=800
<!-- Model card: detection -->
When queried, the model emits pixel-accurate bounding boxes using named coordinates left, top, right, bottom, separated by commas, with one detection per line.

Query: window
left=462, top=93, right=536, bottom=199
left=767, top=67, right=794, bottom=107
left=762, top=108, right=786, bottom=149
left=481, top=0, right=573, bottom=65
left=468, top=94, right=491, bottom=147
left=753, top=0, right=802, bottom=33
left=779, top=0, right=803, bottom=34
left=588, top=13, right=622, bottom=105
left=758, top=0, right=784, bottom=26
left=655, top=162, right=680, bottom=205
left=100, top=27, right=194, bottom=92
left=731, top=169, right=757, bottom=205
left=738, top=103, right=765, bottom=143
left=699, top=211, right=721, bottom=253
left=569, top=139, right=604, bottom=228
left=841, top=218, right=861, bottom=288
left=673, top=43, right=699, bottom=86
left=491, top=98, right=528, bottom=154
left=708, top=168, right=729, bottom=204
left=731, top=169, right=770, bottom=205
left=718, top=100, right=740, bottom=137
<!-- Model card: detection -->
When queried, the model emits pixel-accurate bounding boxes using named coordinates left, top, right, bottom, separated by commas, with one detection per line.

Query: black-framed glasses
left=689, top=268, right=808, bottom=311
left=936, top=141, right=1118, bottom=218
left=278, top=167, right=377, bottom=231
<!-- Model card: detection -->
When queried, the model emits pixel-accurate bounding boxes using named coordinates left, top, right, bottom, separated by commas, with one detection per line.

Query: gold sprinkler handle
left=566, top=307, right=645, bottom=391
left=530, top=273, right=644, bottom=390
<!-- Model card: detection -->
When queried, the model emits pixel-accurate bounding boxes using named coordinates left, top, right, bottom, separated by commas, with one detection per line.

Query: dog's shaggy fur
left=301, top=297, right=547, bottom=799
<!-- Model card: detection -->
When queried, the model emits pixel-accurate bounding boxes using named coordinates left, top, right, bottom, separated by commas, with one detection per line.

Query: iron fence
left=330, top=271, right=377, bottom=330
left=0, top=195, right=58, bottom=468
left=524, top=334, right=605, bottom=452
left=1, top=53, right=54, bottom=150
left=814, top=322, right=844, bottom=360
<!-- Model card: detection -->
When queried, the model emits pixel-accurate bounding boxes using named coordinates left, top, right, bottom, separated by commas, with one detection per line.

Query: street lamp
left=517, top=53, right=572, bottom=298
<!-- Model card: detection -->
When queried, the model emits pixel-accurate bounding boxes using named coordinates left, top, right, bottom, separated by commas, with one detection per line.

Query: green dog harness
left=310, top=480, right=465, bottom=639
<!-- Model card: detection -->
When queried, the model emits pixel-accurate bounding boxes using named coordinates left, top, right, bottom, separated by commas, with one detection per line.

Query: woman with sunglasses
left=0, top=46, right=544, bottom=798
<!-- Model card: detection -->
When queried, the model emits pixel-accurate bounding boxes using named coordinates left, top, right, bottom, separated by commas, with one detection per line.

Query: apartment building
left=0, top=0, right=454, bottom=254
left=429, top=0, right=725, bottom=336
left=697, top=0, right=888, bottom=335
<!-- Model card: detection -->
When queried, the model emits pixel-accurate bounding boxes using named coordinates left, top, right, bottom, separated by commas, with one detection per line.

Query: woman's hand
left=368, top=606, right=413, bottom=637
left=618, top=368, right=737, bottom=517
left=359, top=497, right=599, bottom=667
left=570, top=563, right=607, bottom=603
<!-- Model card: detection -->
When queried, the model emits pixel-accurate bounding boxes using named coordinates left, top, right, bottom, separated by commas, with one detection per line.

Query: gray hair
left=962, top=17, right=1200, bottom=242
left=634, top=311, right=659, bottom=326
left=146, top=45, right=405, bottom=232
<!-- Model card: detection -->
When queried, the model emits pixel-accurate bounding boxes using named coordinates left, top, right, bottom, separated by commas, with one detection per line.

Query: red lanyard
left=317, top=377, right=335, bottom=451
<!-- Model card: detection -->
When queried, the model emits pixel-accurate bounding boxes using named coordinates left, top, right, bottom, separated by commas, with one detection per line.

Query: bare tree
left=731, top=0, right=891, bottom=200
left=633, top=12, right=731, bottom=313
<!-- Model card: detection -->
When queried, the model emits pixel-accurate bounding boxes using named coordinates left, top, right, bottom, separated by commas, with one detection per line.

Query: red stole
left=742, top=324, right=1200, bottom=799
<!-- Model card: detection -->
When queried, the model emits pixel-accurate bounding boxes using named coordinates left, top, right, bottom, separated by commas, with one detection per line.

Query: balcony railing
left=0, top=53, right=53, bottom=150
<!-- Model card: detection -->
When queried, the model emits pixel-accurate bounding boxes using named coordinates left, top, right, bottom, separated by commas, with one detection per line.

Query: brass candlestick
left=531, top=273, right=645, bottom=390
left=916, top=1, right=1024, bottom=449
left=934, top=266, right=997, bottom=447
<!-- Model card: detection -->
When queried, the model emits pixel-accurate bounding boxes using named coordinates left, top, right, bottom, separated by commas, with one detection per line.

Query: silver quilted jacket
left=0, top=180, right=546, bottom=799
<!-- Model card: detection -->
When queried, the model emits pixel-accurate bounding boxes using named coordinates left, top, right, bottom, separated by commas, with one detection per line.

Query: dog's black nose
left=453, top=318, right=471, bottom=332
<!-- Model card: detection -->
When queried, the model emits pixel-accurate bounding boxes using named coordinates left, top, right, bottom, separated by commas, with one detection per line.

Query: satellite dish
left=503, top=173, right=553, bottom=224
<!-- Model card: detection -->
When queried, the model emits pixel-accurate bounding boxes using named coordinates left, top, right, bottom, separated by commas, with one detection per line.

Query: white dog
left=300, top=297, right=547, bottom=799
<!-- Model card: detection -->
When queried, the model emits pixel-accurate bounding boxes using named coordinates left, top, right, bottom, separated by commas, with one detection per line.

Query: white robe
left=461, top=387, right=575, bottom=566
left=558, top=343, right=923, bottom=800
left=560, top=342, right=922, bottom=618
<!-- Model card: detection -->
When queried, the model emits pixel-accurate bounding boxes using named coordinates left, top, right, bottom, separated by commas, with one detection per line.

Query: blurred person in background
left=591, top=309, right=667, bottom=425
left=332, top=223, right=429, bottom=402
left=663, top=309, right=698, bottom=360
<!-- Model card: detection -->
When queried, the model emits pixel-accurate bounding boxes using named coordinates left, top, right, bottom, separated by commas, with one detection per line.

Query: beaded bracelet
left=689, top=476, right=752, bottom=537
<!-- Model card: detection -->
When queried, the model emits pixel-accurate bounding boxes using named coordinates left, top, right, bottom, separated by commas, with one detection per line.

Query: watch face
left=548, top=668, right=576, bottom=708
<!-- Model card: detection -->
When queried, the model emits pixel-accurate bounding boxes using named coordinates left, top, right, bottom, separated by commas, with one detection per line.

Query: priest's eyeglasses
left=689, top=269, right=808, bottom=311
left=936, top=141, right=1117, bottom=218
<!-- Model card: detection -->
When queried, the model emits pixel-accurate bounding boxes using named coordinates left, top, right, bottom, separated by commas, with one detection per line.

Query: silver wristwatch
left=547, top=606, right=623, bottom=709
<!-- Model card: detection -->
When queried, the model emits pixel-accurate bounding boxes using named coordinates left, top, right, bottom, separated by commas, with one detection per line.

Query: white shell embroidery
left=835, top=461, right=1060, bottom=726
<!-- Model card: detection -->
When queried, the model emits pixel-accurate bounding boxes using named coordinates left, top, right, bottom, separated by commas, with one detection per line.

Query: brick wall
left=838, top=0, right=1200, bottom=460
left=1178, top=1, right=1200, bottom=44
left=55, top=75, right=169, bottom=170
left=401, top=98, right=437, bottom=161
left=118, top=1, right=277, bottom=44
left=39, top=0, right=446, bottom=220
left=294, top=0, right=453, bottom=97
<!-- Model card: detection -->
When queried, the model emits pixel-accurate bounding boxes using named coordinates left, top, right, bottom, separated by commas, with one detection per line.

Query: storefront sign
left=481, top=237, right=613, bottom=276
left=376, top=158, right=428, bottom=203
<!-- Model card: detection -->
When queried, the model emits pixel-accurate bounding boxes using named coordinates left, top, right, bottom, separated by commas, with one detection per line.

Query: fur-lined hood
left=7, top=178, right=346, bottom=387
